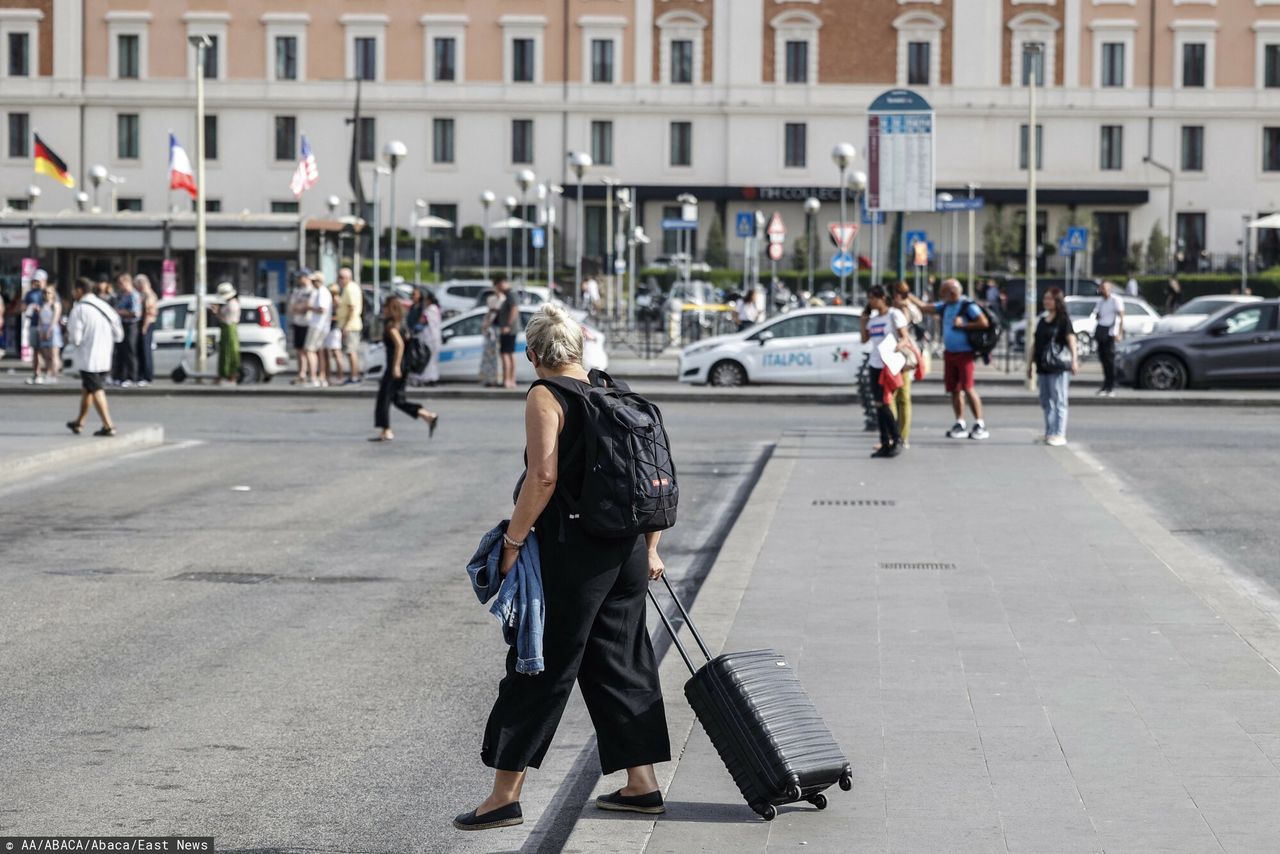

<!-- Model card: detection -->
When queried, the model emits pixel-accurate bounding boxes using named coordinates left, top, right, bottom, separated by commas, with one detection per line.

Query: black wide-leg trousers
left=374, top=371, right=421, bottom=429
left=482, top=524, right=671, bottom=776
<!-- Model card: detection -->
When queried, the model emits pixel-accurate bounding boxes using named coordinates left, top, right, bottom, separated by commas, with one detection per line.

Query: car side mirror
left=757, top=330, right=774, bottom=345
left=1208, top=322, right=1228, bottom=336
left=442, top=328, right=456, bottom=341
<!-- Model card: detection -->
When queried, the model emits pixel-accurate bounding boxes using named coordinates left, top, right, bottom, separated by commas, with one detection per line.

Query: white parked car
left=678, top=307, right=873, bottom=386
left=363, top=305, right=608, bottom=381
left=63, top=294, right=288, bottom=384
left=1154, top=294, right=1262, bottom=334
left=433, top=279, right=493, bottom=316
left=1013, top=295, right=1160, bottom=355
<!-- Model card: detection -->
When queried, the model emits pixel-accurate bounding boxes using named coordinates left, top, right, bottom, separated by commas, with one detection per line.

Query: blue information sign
left=1066, top=227, right=1089, bottom=251
left=936, top=197, right=986, bottom=213
left=1058, top=238, right=1074, bottom=257
left=531, top=227, right=545, bottom=249
left=831, top=252, right=855, bottom=276
left=662, top=218, right=697, bottom=231
left=735, top=211, right=756, bottom=238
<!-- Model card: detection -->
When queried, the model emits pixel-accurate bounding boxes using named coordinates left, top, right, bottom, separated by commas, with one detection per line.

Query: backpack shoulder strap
left=588, top=368, right=631, bottom=393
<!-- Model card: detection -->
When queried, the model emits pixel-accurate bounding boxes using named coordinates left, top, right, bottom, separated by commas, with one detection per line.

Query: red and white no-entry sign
left=767, top=242, right=785, bottom=261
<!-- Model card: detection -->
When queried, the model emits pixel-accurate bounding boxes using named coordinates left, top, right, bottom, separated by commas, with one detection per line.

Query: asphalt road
left=1, top=394, right=1276, bottom=852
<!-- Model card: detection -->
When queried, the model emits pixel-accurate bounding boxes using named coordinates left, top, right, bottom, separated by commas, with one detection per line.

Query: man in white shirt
left=1125, top=275, right=1139, bottom=297
left=303, top=273, right=333, bottom=387
left=66, top=277, right=124, bottom=436
left=1092, top=280, right=1125, bottom=397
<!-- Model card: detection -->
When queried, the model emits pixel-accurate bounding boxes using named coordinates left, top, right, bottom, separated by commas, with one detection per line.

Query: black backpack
left=402, top=337, right=431, bottom=374
left=958, top=299, right=1002, bottom=362
left=535, top=370, right=678, bottom=539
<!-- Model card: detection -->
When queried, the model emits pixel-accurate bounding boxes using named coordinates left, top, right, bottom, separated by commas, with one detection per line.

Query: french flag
left=169, top=132, right=198, bottom=198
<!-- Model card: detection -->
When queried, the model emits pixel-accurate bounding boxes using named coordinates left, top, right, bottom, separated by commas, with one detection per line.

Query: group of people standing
left=286, top=267, right=365, bottom=387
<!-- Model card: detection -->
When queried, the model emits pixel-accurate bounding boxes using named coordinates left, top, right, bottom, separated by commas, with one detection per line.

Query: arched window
left=770, top=11, right=821, bottom=85
left=1009, top=11, right=1060, bottom=87
left=893, top=12, right=944, bottom=88
left=656, top=11, right=707, bottom=85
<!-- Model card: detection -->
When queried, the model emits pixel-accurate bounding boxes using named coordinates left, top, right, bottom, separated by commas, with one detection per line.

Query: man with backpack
left=908, top=279, right=992, bottom=440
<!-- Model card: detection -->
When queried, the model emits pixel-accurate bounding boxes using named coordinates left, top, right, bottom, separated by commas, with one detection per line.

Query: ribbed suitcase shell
left=684, top=648, right=851, bottom=814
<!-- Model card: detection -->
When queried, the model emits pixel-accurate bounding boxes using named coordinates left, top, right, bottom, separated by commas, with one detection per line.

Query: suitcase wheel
left=785, top=783, right=802, bottom=802
left=839, top=771, right=853, bottom=792
left=756, top=803, right=777, bottom=822
left=808, top=793, right=828, bottom=811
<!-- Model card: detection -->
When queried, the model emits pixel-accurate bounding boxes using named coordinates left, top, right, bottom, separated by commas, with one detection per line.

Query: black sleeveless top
left=512, top=377, right=590, bottom=513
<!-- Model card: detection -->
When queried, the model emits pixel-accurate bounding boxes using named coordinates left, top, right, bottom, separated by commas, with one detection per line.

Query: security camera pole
left=189, top=33, right=212, bottom=376
left=1024, top=42, right=1043, bottom=391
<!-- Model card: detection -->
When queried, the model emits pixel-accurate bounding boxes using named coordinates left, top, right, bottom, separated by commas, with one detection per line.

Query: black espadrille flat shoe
left=452, top=801, right=523, bottom=831
left=595, top=789, right=666, bottom=814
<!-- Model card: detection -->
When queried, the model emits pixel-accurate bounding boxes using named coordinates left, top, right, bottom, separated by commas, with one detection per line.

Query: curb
left=0, top=424, right=165, bottom=489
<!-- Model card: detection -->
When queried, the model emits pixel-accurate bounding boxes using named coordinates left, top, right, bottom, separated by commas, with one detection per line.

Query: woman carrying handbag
left=1030, top=286, right=1079, bottom=447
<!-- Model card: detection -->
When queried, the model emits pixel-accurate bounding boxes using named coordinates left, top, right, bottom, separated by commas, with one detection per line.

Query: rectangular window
left=670, top=121, right=692, bottom=167
left=1267, top=45, right=1280, bottom=88
left=204, top=114, right=218, bottom=161
left=1264, top=127, right=1280, bottom=172
left=201, top=36, right=219, bottom=79
left=1181, top=125, right=1204, bottom=172
left=117, top=113, right=140, bottom=159
left=512, top=119, right=534, bottom=164
left=8, top=112, right=29, bottom=158
left=591, top=38, right=614, bottom=84
left=1019, top=123, right=1043, bottom=170
left=271, top=201, right=300, bottom=214
left=660, top=205, right=697, bottom=255
left=274, top=115, right=297, bottom=162
left=192, top=198, right=221, bottom=213
left=784, top=122, right=807, bottom=168
left=275, top=36, right=297, bottom=80
left=1021, top=43, right=1045, bottom=86
left=432, top=118, right=455, bottom=164
left=116, top=197, right=143, bottom=212
left=1175, top=212, right=1206, bottom=272
left=118, top=34, right=140, bottom=79
left=6, top=198, right=28, bottom=211
left=512, top=38, right=535, bottom=82
left=1100, top=125, right=1123, bottom=171
left=354, top=36, right=377, bottom=81
left=8, top=32, right=30, bottom=77
left=590, top=120, right=613, bottom=166
left=1182, top=42, right=1206, bottom=88
left=428, top=203, right=457, bottom=238
left=434, top=37, right=456, bottom=81
left=1101, top=42, right=1124, bottom=87
left=907, top=41, right=930, bottom=86
left=357, top=116, right=375, bottom=162
left=671, top=40, right=694, bottom=84
left=785, top=40, right=808, bottom=84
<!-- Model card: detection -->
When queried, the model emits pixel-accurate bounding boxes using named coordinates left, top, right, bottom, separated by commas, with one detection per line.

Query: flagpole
left=191, top=35, right=211, bottom=377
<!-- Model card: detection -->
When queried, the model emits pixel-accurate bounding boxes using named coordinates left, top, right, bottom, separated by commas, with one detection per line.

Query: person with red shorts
left=908, top=279, right=990, bottom=440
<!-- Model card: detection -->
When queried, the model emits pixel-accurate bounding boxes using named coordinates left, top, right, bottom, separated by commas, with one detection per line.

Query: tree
left=704, top=212, right=728, bottom=268
left=1127, top=240, right=1145, bottom=274
left=1146, top=222, right=1169, bottom=274
left=791, top=233, right=810, bottom=273
left=984, top=205, right=1017, bottom=271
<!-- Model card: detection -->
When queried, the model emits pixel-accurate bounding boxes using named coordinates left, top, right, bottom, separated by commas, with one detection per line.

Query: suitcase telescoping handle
left=647, top=574, right=714, bottom=677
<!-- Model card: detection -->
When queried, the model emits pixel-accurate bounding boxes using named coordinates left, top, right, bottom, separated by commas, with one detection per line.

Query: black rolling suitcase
left=649, top=576, right=852, bottom=821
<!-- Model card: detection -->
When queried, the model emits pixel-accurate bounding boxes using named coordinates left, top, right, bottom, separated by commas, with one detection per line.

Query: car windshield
left=1175, top=299, right=1232, bottom=316
left=1067, top=302, right=1093, bottom=317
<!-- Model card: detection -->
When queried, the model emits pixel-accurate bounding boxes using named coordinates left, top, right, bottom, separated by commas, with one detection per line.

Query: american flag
left=289, top=134, right=319, bottom=199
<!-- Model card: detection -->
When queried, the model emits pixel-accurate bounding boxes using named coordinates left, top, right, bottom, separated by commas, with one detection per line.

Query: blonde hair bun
left=525, top=303, right=584, bottom=370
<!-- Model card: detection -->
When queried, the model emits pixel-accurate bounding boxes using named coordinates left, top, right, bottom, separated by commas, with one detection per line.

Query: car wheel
left=708, top=360, right=747, bottom=387
left=1139, top=354, right=1188, bottom=391
left=238, top=355, right=264, bottom=385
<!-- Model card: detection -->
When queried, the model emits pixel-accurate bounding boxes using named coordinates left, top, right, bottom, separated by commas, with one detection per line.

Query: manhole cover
left=812, top=499, right=896, bottom=507
left=879, top=562, right=956, bottom=571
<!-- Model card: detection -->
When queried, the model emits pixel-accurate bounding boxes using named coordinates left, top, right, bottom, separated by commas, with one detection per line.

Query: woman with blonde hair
left=456, top=303, right=671, bottom=831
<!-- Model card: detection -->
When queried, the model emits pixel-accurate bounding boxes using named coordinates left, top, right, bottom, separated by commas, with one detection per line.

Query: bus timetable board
left=867, top=89, right=936, bottom=213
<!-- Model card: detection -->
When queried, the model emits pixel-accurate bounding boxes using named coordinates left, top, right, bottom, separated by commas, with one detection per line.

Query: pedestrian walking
left=892, top=282, right=924, bottom=447
left=37, top=279, right=63, bottom=384
left=1092, top=280, right=1125, bottom=397
left=419, top=290, right=442, bottom=386
left=22, top=270, right=47, bottom=384
left=335, top=267, right=363, bottom=383
left=456, top=303, right=671, bottom=831
left=480, top=289, right=502, bottom=387
left=288, top=270, right=314, bottom=385
left=861, top=286, right=910, bottom=458
left=581, top=275, right=601, bottom=315
left=302, top=273, right=332, bottom=387
left=1164, top=278, right=1183, bottom=314
left=494, top=276, right=520, bottom=389
left=1030, top=287, right=1079, bottom=446
left=370, top=297, right=439, bottom=442
left=135, top=274, right=158, bottom=386
left=113, top=273, right=142, bottom=387
left=65, top=277, right=123, bottom=437
left=214, top=283, right=241, bottom=385
left=907, top=279, right=990, bottom=439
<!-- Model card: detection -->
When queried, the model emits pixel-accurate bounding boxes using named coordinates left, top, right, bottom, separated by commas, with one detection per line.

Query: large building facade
left=4, top=0, right=1280, bottom=278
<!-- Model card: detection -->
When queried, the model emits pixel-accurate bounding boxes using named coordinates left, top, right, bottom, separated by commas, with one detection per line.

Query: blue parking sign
left=736, top=211, right=756, bottom=238
left=531, top=227, right=545, bottom=250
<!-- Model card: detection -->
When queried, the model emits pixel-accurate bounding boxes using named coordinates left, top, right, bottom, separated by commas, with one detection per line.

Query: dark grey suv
left=1116, top=300, right=1279, bottom=390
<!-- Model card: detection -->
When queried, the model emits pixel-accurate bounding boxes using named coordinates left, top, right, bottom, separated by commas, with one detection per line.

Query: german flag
left=33, top=133, right=75, bottom=188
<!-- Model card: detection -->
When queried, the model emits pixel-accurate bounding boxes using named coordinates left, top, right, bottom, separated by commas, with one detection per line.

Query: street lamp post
left=480, top=190, right=495, bottom=280
left=504, top=195, right=518, bottom=282
left=602, top=177, right=621, bottom=320
left=371, top=165, right=390, bottom=315
left=546, top=184, right=562, bottom=293
left=1142, top=155, right=1176, bottom=276
left=936, top=192, right=954, bottom=281
left=516, top=169, right=536, bottom=286
left=1024, top=42, right=1043, bottom=390
left=832, top=143, right=857, bottom=302
left=413, top=198, right=427, bottom=283
left=568, top=152, right=593, bottom=307
left=803, top=197, right=820, bottom=295
left=188, top=34, right=212, bottom=376
left=849, top=171, right=867, bottom=300
left=75, top=191, right=90, bottom=212
left=26, top=185, right=40, bottom=210
left=615, top=187, right=632, bottom=320
left=966, top=183, right=979, bottom=300
left=382, top=140, right=407, bottom=288
left=88, top=165, right=107, bottom=212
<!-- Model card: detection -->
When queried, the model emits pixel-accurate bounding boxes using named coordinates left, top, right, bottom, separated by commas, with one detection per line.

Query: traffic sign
left=735, top=211, right=756, bottom=239
left=828, top=222, right=859, bottom=252
left=1058, top=238, right=1074, bottom=257
left=531, top=227, right=545, bottom=249
left=905, top=230, right=928, bottom=247
left=661, top=218, right=697, bottom=231
left=614, top=258, right=627, bottom=274
left=867, top=89, right=936, bottom=213
left=767, top=242, right=785, bottom=262
left=831, top=252, right=855, bottom=276
left=936, top=197, right=985, bottom=213
left=767, top=212, right=786, bottom=243
left=1066, top=226, right=1089, bottom=251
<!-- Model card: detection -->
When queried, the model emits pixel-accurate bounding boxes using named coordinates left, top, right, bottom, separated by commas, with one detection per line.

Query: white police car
left=678, top=307, right=872, bottom=386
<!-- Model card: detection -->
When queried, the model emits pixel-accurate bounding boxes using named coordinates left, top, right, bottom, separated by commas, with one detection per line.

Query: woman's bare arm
left=506, top=385, right=562, bottom=546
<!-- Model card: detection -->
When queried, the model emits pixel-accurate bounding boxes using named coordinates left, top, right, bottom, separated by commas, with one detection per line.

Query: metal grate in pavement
left=879, top=562, right=957, bottom=571
left=812, top=499, right=897, bottom=507
left=167, top=571, right=390, bottom=584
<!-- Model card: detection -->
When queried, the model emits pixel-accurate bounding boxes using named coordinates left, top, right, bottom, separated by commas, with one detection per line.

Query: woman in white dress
left=420, top=290, right=443, bottom=385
